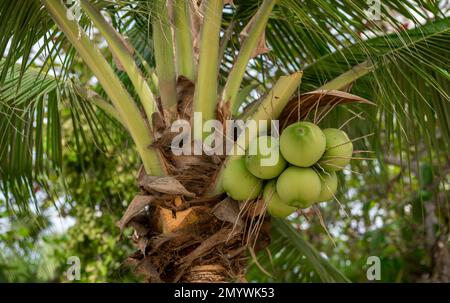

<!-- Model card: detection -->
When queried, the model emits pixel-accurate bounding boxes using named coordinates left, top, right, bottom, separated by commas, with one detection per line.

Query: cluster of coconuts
left=222, top=121, right=353, bottom=218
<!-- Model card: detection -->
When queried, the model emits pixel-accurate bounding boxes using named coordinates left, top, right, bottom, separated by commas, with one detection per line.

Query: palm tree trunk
left=117, top=77, right=271, bottom=283
left=122, top=182, right=270, bottom=283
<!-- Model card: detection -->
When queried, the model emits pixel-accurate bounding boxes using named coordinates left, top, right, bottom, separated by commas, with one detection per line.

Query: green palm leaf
left=247, top=218, right=349, bottom=282
left=300, top=18, right=450, bottom=177
left=0, top=62, right=124, bottom=212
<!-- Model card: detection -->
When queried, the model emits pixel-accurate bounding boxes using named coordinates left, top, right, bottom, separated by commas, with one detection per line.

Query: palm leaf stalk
left=222, top=0, right=278, bottom=113
left=319, top=61, right=374, bottom=91
left=41, top=0, right=166, bottom=176
left=152, top=0, right=178, bottom=109
left=79, top=0, right=158, bottom=125
left=73, top=84, right=126, bottom=128
left=193, top=0, right=223, bottom=132
left=173, top=0, right=196, bottom=81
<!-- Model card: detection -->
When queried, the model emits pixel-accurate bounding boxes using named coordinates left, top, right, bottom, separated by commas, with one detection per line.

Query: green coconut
left=276, top=167, right=321, bottom=208
left=245, top=136, right=287, bottom=179
left=317, top=171, right=338, bottom=202
left=263, top=180, right=297, bottom=218
left=280, top=121, right=326, bottom=167
left=318, top=128, right=353, bottom=172
left=222, top=158, right=263, bottom=201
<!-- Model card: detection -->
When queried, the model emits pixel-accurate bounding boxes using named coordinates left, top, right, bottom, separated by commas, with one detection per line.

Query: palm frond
left=0, top=0, right=94, bottom=85
left=300, top=18, right=450, bottom=179
left=0, top=62, right=125, bottom=213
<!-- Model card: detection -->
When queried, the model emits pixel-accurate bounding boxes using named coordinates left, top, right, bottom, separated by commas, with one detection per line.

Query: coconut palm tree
left=1, top=0, right=449, bottom=282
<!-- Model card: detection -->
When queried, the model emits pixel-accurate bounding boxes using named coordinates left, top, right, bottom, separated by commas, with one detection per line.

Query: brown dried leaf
left=212, top=198, right=243, bottom=228
left=116, top=195, right=154, bottom=233
left=279, top=89, right=375, bottom=128
left=302, top=90, right=374, bottom=105
left=140, top=175, right=195, bottom=197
